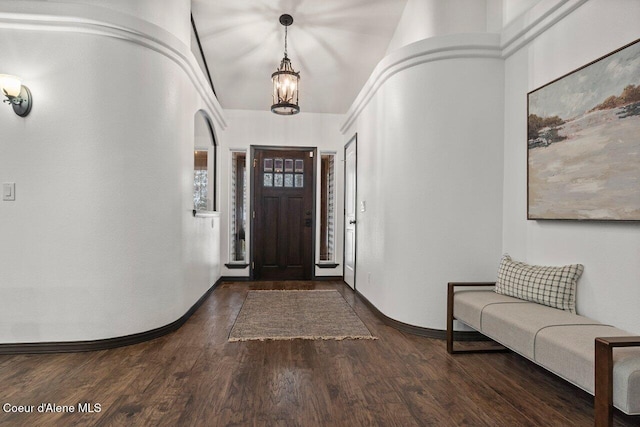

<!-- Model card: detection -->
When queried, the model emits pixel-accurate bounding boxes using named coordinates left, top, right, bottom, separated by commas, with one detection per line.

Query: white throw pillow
left=494, top=254, right=584, bottom=313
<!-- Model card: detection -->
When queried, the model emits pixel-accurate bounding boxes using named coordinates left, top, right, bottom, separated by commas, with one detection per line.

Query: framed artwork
left=527, top=38, right=640, bottom=221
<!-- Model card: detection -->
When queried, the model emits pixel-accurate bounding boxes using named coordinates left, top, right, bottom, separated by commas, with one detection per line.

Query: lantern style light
left=271, top=14, right=300, bottom=115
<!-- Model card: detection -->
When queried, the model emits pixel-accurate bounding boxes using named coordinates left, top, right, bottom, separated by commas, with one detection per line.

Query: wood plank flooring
left=0, top=281, right=638, bottom=426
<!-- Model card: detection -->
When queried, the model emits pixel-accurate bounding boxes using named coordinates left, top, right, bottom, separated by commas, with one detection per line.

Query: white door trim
left=343, top=134, right=357, bottom=290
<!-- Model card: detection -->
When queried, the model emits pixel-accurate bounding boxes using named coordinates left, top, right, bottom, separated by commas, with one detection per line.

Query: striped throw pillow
left=494, top=255, right=584, bottom=313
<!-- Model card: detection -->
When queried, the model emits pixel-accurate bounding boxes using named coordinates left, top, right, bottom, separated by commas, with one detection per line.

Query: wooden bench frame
left=446, top=282, right=640, bottom=427
left=595, top=337, right=640, bottom=427
left=446, top=282, right=507, bottom=354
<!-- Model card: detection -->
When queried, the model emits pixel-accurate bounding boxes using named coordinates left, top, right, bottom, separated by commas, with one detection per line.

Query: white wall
left=343, top=0, right=640, bottom=335
left=502, top=0, right=539, bottom=27
left=503, top=0, right=640, bottom=333
left=3, top=0, right=636, bottom=343
left=45, top=0, right=192, bottom=45
left=218, top=110, right=344, bottom=278
left=0, top=1, right=222, bottom=342
left=343, top=34, right=505, bottom=329
left=387, top=0, right=491, bottom=53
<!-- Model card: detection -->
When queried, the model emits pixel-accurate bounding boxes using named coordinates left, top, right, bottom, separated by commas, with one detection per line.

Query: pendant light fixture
left=271, top=14, right=300, bottom=115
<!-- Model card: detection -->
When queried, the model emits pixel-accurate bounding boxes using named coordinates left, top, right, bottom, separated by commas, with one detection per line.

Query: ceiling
left=191, top=0, right=408, bottom=114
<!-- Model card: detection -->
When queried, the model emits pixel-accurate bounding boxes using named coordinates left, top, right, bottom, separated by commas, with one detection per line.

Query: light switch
left=3, top=182, right=15, bottom=201
left=360, top=201, right=366, bottom=212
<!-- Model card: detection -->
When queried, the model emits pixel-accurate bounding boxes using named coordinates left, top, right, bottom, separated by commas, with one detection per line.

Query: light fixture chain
left=284, top=24, right=288, bottom=57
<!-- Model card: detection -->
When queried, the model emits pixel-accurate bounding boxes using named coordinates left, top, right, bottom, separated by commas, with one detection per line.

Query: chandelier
left=271, top=14, right=300, bottom=115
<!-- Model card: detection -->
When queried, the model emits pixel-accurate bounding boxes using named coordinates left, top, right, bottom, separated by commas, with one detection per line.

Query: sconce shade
left=0, top=75, right=22, bottom=98
left=0, top=74, right=32, bottom=117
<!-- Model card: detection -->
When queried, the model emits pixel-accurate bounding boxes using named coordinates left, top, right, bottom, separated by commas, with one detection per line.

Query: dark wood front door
left=253, top=147, right=315, bottom=280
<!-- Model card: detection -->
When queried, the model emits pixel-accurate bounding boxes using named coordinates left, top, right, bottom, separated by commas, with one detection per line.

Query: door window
left=263, top=158, right=304, bottom=188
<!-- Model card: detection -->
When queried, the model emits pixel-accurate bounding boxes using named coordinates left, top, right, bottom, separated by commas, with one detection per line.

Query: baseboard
left=220, top=276, right=253, bottom=282
left=313, top=275, right=344, bottom=281
left=0, top=278, right=224, bottom=355
left=222, top=276, right=342, bottom=282
left=354, top=289, right=489, bottom=341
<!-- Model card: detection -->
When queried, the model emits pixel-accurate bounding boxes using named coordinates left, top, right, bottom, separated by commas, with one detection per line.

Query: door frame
left=249, top=145, right=318, bottom=280
left=343, top=134, right=357, bottom=290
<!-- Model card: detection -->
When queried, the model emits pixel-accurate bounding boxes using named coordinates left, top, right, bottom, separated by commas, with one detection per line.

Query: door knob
left=349, top=220, right=356, bottom=224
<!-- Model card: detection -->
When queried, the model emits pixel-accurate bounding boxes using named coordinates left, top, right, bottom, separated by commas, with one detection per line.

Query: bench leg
left=446, top=283, right=455, bottom=354
left=447, top=282, right=507, bottom=354
left=594, top=336, right=640, bottom=427
left=594, top=338, right=613, bottom=427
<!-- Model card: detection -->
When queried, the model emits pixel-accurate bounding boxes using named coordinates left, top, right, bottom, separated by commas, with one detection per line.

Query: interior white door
left=344, top=135, right=357, bottom=289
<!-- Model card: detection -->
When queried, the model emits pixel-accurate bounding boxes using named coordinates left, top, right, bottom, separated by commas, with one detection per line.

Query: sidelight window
left=230, top=151, right=246, bottom=262
left=319, top=153, right=336, bottom=261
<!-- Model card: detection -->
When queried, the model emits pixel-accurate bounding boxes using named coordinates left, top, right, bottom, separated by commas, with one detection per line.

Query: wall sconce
left=0, top=74, right=32, bottom=117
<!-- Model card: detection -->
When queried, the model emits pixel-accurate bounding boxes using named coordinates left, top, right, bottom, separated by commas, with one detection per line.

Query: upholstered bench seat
left=452, top=289, right=640, bottom=416
left=535, top=324, right=640, bottom=415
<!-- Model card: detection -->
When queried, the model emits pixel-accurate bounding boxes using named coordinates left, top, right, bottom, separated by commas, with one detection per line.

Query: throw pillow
left=494, top=254, right=584, bottom=313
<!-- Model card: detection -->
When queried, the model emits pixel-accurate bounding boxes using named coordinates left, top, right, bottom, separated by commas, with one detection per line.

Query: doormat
left=228, top=290, right=376, bottom=342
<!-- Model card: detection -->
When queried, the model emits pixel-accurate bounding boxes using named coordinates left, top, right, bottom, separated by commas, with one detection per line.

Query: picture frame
left=527, top=38, right=640, bottom=221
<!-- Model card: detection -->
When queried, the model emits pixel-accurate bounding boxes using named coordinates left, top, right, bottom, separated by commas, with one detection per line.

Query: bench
left=446, top=282, right=640, bottom=426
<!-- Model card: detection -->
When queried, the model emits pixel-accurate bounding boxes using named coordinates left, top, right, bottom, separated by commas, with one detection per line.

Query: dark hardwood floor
left=0, top=281, right=638, bottom=426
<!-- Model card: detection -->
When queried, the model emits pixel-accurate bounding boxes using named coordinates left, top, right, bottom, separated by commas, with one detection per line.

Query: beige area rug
left=228, top=290, right=376, bottom=342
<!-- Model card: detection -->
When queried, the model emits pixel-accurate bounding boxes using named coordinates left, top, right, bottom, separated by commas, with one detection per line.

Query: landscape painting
left=528, top=38, right=640, bottom=221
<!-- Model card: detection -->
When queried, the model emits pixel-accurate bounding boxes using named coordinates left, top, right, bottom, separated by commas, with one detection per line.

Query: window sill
left=225, top=263, right=249, bottom=269
left=316, top=263, right=340, bottom=269
left=193, top=210, right=220, bottom=218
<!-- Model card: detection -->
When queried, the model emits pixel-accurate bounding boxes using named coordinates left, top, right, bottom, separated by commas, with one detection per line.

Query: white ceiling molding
left=339, top=33, right=502, bottom=134
left=0, top=1, right=227, bottom=130
left=500, top=0, right=590, bottom=58
left=340, top=0, right=592, bottom=134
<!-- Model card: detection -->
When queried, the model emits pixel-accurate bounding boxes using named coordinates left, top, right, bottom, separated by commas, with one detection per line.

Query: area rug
left=228, top=290, right=376, bottom=342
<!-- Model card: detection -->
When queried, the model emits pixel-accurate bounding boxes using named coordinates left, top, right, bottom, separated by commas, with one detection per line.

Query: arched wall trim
left=195, top=109, right=219, bottom=211
left=197, top=109, right=219, bottom=147
left=500, top=0, right=589, bottom=57
left=0, top=2, right=226, bottom=130
left=340, top=0, right=589, bottom=134
left=340, top=33, right=502, bottom=133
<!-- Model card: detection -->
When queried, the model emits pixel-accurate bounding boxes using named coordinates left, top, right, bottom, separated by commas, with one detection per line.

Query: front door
left=344, top=135, right=357, bottom=289
left=253, top=147, right=315, bottom=280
